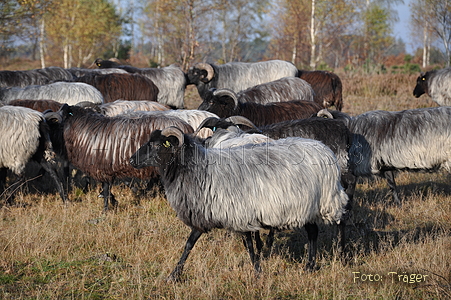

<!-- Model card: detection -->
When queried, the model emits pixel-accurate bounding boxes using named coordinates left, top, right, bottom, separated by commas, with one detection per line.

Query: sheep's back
left=164, top=138, right=348, bottom=233
left=214, top=60, right=298, bottom=92
left=238, top=77, right=314, bottom=104
left=1, top=82, right=104, bottom=105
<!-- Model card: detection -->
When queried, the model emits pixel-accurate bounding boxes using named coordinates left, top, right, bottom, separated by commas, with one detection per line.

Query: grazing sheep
left=321, top=107, right=451, bottom=204
left=44, top=105, right=194, bottom=211
left=0, top=82, right=104, bottom=105
left=198, top=87, right=321, bottom=126
left=298, top=70, right=343, bottom=110
left=73, top=72, right=160, bottom=103
left=130, top=126, right=349, bottom=280
left=186, top=60, right=299, bottom=100
left=94, top=59, right=187, bottom=108
left=0, top=105, right=66, bottom=203
left=413, top=67, right=451, bottom=106
left=98, top=100, right=170, bottom=117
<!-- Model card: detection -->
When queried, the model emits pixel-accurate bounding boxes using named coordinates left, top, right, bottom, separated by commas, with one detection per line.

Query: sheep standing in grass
left=195, top=114, right=355, bottom=249
left=0, top=82, right=104, bottom=105
left=130, top=126, right=349, bottom=281
left=413, top=68, right=451, bottom=106
left=0, top=105, right=66, bottom=203
left=186, top=60, right=299, bottom=100
left=44, top=105, right=194, bottom=211
left=320, top=107, right=451, bottom=204
left=198, top=87, right=320, bottom=126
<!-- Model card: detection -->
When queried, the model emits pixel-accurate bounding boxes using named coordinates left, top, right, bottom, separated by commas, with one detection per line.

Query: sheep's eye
left=163, top=141, right=171, bottom=148
left=422, top=77, right=425, bottom=81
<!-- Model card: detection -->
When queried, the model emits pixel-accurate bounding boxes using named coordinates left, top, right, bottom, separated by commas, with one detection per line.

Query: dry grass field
left=1, top=71, right=450, bottom=299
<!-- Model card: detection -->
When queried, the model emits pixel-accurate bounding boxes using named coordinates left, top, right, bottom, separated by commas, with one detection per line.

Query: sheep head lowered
left=198, top=88, right=238, bottom=118
left=187, top=63, right=214, bottom=85
left=130, top=127, right=184, bottom=170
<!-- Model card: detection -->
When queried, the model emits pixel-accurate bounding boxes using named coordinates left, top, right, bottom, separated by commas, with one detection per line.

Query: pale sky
left=393, top=0, right=415, bottom=54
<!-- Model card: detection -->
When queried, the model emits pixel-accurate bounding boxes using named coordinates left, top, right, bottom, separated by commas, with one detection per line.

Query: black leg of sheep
left=101, top=182, right=117, bottom=211
left=242, top=232, right=262, bottom=274
left=381, top=170, right=401, bottom=205
left=304, top=223, right=319, bottom=271
left=0, top=168, right=7, bottom=198
left=168, top=229, right=203, bottom=282
left=39, top=160, right=67, bottom=204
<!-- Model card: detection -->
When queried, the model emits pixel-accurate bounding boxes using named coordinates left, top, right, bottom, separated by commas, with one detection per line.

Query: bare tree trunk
left=422, top=23, right=432, bottom=68
left=310, top=0, right=316, bottom=69
left=39, top=18, right=46, bottom=68
left=291, top=37, right=297, bottom=64
left=63, top=43, right=68, bottom=69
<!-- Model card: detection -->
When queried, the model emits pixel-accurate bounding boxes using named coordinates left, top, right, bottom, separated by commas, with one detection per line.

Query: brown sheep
left=298, top=70, right=343, bottom=111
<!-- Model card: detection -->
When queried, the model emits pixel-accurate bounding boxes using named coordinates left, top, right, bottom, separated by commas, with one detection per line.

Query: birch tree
left=411, top=0, right=451, bottom=66
left=271, top=0, right=357, bottom=69
left=44, top=0, right=122, bottom=68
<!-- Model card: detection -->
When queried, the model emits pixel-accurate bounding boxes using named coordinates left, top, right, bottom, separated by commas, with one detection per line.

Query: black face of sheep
left=413, top=72, right=429, bottom=98
left=130, top=128, right=183, bottom=170
left=186, top=63, right=214, bottom=85
left=198, top=89, right=236, bottom=118
left=94, top=58, right=120, bottom=68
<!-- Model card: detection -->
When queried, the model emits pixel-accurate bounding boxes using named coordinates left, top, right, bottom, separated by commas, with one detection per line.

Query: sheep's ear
left=58, top=103, right=72, bottom=118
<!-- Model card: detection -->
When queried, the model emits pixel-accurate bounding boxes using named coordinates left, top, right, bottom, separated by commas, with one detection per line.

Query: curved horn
left=224, top=116, right=260, bottom=131
left=213, top=88, right=238, bottom=108
left=316, top=109, right=334, bottom=119
left=192, top=117, right=221, bottom=137
left=161, top=126, right=184, bottom=146
left=43, top=111, right=63, bottom=123
left=194, top=62, right=214, bottom=82
left=75, top=101, right=97, bottom=108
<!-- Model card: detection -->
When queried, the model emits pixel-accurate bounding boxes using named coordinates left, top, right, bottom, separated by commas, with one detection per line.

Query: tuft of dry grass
left=1, top=72, right=450, bottom=299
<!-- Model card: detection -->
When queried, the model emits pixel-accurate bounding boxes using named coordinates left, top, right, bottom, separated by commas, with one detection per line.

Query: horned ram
left=130, top=126, right=349, bottom=281
left=198, top=87, right=320, bottom=126
left=186, top=60, right=299, bottom=100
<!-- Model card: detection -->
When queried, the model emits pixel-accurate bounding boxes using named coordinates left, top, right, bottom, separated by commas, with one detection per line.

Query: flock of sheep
left=0, top=59, right=449, bottom=281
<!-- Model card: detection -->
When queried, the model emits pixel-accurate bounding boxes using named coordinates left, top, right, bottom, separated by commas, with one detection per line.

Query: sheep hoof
left=166, top=272, right=182, bottom=283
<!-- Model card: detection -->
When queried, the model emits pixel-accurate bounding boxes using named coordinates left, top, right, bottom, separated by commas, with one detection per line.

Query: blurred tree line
left=0, top=0, right=449, bottom=71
